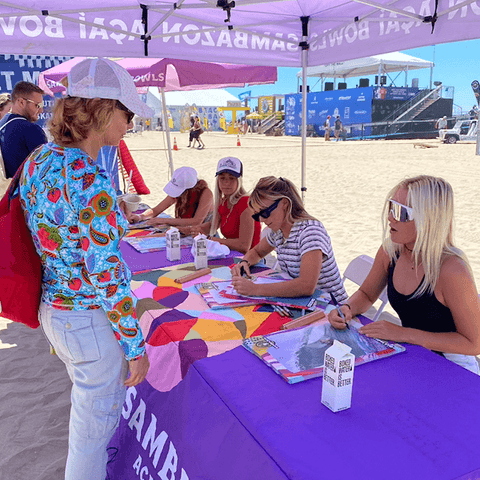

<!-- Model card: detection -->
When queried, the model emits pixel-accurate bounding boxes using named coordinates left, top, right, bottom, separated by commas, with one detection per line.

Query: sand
left=2, top=131, right=480, bottom=479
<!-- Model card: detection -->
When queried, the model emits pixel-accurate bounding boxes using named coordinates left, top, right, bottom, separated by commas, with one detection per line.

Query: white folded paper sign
left=190, top=239, right=230, bottom=259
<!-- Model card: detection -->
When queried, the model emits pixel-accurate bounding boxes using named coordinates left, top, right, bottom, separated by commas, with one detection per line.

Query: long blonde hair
left=382, top=175, right=470, bottom=297
left=210, top=174, right=246, bottom=236
left=249, top=176, right=315, bottom=224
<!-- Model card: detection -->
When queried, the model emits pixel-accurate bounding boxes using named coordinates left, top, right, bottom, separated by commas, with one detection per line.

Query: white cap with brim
left=163, top=166, right=198, bottom=198
left=65, top=57, right=154, bottom=118
left=216, top=157, right=243, bottom=178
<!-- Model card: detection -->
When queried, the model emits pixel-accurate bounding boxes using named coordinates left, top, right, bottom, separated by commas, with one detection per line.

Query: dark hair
left=175, top=179, right=209, bottom=218
left=11, top=81, right=44, bottom=101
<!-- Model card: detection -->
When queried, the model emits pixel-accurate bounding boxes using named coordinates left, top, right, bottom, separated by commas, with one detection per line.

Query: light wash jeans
left=39, top=302, right=128, bottom=480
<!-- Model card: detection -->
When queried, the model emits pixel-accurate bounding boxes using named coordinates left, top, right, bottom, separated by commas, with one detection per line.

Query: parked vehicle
left=441, top=119, right=477, bottom=143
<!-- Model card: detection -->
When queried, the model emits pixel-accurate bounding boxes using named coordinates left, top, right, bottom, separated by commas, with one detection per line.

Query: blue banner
left=0, top=54, right=72, bottom=128
left=373, top=86, right=419, bottom=101
left=285, top=87, right=373, bottom=136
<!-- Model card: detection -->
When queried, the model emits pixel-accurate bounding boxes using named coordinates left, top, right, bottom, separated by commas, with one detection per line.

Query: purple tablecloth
left=107, top=243, right=480, bottom=480
left=120, top=241, right=239, bottom=273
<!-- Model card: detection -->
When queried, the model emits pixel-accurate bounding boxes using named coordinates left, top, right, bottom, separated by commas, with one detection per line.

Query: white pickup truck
left=441, top=119, right=477, bottom=143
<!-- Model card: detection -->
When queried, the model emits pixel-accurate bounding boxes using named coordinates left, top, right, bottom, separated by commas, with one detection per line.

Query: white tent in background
left=297, top=52, right=435, bottom=89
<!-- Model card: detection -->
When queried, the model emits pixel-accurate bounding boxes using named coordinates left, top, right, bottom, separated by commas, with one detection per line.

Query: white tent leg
left=301, top=47, right=307, bottom=202
left=161, top=87, right=174, bottom=178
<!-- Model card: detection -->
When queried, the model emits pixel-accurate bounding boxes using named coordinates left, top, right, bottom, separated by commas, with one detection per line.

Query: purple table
left=107, top=243, right=480, bottom=480
left=120, top=241, right=239, bottom=273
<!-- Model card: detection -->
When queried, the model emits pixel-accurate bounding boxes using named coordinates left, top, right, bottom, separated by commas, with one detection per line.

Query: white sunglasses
left=389, top=199, right=414, bottom=222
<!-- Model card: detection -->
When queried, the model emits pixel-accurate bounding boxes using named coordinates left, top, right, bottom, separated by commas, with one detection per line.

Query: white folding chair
left=342, top=254, right=388, bottom=322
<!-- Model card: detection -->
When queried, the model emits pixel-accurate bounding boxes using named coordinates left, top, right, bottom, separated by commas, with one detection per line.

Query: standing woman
left=188, top=157, right=261, bottom=254
left=126, top=166, right=213, bottom=227
left=19, top=58, right=151, bottom=479
left=231, top=176, right=347, bottom=299
left=328, top=175, right=480, bottom=374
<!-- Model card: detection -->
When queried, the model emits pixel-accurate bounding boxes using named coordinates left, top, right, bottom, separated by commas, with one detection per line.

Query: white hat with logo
left=216, top=157, right=243, bottom=178
left=66, top=57, right=154, bottom=118
left=163, top=167, right=198, bottom=198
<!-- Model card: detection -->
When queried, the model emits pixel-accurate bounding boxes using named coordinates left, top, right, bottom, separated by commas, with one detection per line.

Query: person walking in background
left=192, top=115, right=205, bottom=149
left=19, top=57, right=151, bottom=480
left=324, top=115, right=331, bottom=141
left=328, top=175, right=480, bottom=374
left=435, top=115, right=448, bottom=131
left=0, top=93, right=11, bottom=120
left=187, top=114, right=195, bottom=147
left=334, top=115, right=343, bottom=141
left=0, top=81, right=47, bottom=179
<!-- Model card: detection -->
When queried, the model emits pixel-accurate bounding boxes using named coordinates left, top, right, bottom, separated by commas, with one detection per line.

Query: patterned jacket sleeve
left=74, top=164, right=145, bottom=361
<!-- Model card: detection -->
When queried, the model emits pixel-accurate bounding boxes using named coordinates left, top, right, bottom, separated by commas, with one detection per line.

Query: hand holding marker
left=330, top=293, right=350, bottom=329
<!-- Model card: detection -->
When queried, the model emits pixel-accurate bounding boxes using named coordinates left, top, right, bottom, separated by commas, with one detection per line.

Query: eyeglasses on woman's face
left=388, top=199, right=414, bottom=222
left=252, top=198, right=281, bottom=222
left=116, top=101, right=135, bottom=124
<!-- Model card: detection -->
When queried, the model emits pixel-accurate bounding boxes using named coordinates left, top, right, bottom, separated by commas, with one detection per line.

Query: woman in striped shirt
left=231, top=176, right=347, bottom=301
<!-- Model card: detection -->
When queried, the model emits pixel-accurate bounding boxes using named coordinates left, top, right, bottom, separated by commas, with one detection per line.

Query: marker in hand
left=330, top=293, right=350, bottom=329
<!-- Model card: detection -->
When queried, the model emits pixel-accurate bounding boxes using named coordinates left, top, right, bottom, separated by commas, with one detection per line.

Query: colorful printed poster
left=243, top=319, right=405, bottom=384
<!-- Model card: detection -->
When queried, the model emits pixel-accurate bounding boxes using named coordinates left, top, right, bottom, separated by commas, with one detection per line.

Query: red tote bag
left=0, top=162, right=42, bottom=329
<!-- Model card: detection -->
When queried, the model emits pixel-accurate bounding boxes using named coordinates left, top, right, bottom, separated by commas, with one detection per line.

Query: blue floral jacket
left=19, top=143, right=145, bottom=361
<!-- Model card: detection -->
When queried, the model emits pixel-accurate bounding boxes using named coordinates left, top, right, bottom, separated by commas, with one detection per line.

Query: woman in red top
left=126, top=166, right=213, bottom=227
left=189, top=157, right=261, bottom=254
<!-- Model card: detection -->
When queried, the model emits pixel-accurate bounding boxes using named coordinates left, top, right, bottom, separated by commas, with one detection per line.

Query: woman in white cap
left=126, top=166, right=213, bottom=226
left=19, top=57, right=151, bottom=480
left=188, top=157, right=261, bottom=254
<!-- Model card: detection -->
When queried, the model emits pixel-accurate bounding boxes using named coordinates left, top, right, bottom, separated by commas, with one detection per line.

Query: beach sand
left=2, top=132, right=480, bottom=479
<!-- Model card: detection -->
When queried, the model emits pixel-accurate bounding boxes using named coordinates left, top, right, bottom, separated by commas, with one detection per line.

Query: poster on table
left=285, top=87, right=373, bottom=136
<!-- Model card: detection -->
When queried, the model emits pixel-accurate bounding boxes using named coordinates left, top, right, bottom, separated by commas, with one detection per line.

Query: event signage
left=0, top=3, right=478, bottom=68
left=258, top=96, right=274, bottom=115
left=285, top=87, right=373, bottom=136
left=373, top=86, right=419, bottom=101
left=0, top=54, right=71, bottom=128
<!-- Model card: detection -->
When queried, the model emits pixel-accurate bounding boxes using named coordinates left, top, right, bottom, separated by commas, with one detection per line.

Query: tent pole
left=160, top=87, right=174, bottom=178
left=300, top=16, right=309, bottom=202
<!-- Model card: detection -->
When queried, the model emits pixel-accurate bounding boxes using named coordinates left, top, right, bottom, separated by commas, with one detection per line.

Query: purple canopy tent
left=1, top=0, right=479, bottom=196
left=38, top=57, right=277, bottom=175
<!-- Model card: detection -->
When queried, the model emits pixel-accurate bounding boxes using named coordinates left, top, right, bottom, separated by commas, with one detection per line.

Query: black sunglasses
left=116, top=101, right=135, bottom=123
left=252, top=198, right=281, bottom=222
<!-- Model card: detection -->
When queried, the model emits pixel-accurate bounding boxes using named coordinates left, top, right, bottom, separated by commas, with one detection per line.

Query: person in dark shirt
left=0, top=81, right=47, bottom=179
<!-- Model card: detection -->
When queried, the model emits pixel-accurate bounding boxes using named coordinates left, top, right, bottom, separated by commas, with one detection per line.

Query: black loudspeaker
left=338, top=82, right=347, bottom=90
left=325, top=82, right=334, bottom=91
left=375, top=75, right=387, bottom=85
left=299, top=85, right=310, bottom=93
left=359, top=78, right=369, bottom=87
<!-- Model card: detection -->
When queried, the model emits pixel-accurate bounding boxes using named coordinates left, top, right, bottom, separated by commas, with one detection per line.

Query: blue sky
left=226, top=39, right=480, bottom=115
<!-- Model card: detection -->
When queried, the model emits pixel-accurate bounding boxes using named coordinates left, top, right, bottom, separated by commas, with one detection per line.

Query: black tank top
left=387, top=258, right=456, bottom=334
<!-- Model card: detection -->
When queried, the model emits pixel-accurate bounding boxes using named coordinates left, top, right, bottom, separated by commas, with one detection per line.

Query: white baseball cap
left=216, top=157, right=243, bottom=178
left=164, top=167, right=198, bottom=198
left=66, top=57, right=153, bottom=118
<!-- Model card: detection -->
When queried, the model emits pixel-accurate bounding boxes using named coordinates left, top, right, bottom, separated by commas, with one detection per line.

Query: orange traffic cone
left=237, top=134, right=241, bottom=146
left=173, top=137, right=179, bottom=150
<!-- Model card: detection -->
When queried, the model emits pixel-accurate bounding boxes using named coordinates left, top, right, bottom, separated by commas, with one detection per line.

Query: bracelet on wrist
left=239, top=259, right=251, bottom=267
left=343, top=303, right=352, bottom=311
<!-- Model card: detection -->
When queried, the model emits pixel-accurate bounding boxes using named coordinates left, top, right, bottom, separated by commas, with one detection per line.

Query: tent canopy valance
left=0, top=1, right=477, bottom=67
